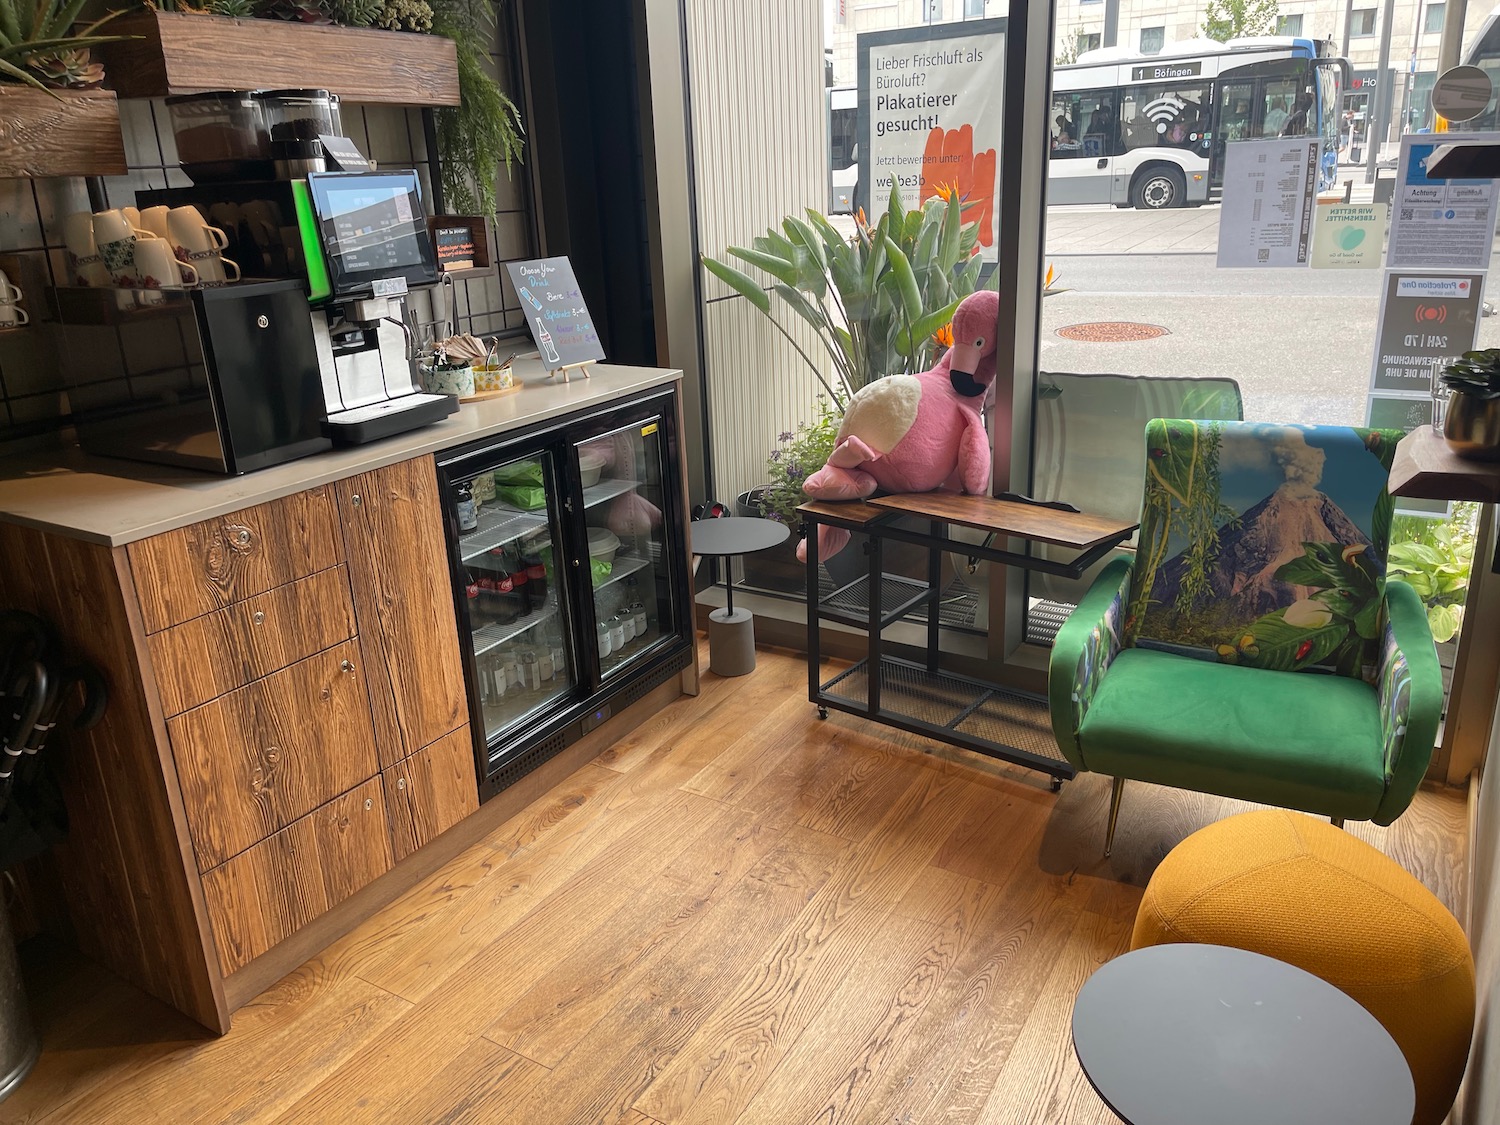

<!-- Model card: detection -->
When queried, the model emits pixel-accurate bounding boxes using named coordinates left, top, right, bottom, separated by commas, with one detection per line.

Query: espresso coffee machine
left=134, top=167, right=456, bottom=448
left=299, top=170, right=456, bottom=442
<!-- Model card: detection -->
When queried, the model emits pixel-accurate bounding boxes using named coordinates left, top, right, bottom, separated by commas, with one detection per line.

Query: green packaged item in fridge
left=493, top=460, right=544, bottom=486
left=591, top=558, right=612, bottom=585
left=497, top=484, right=548, bottom=510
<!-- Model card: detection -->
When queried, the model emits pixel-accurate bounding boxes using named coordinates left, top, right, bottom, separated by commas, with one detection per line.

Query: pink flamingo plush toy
left=797, top=289, right=1000, bottom=562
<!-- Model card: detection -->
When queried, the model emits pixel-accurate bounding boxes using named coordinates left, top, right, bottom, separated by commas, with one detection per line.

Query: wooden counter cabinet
left=2, top=453, right=481, bottom=1032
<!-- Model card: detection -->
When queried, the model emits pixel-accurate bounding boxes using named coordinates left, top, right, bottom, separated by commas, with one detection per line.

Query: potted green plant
left=1438, top=350, right=1500, bottom=461
left=0, top=0, right=130, bottom=89
left=1387, top=503, right=1478, bottom=651
left=430, top=0, right=523, bottom=216
left=702, top=184, right=983, bottom=404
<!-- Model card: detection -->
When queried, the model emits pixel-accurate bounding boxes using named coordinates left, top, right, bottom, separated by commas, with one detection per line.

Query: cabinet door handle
left=351, top=494, right=362, bottom=507
left=252, top=610, right=265, bottom=625
left=364, top=798, right=373, bottom=811
left=340, top=659, right=356, bottom=673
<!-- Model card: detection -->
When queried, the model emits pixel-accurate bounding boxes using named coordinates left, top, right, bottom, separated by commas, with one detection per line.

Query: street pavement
left=1042, top=186, right=1500, bottom=428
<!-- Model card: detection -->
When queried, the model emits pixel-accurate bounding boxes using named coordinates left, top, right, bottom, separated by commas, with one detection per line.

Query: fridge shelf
left=459, top=477, right=641, bottom=561
left=470, top=603, right=560, bottom=656
left=593, top=554, right=650, bottom=591
left=460, top=505, right=547, bottom=562
left=581, top=477, right=640, bottom=510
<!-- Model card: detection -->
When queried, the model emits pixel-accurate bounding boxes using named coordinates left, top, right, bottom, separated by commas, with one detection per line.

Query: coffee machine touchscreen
left=306, top=171, right=438, bottom=298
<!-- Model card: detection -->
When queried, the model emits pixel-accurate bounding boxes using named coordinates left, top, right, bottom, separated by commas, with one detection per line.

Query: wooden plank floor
left=1, top=646, right=1468, bottom=1125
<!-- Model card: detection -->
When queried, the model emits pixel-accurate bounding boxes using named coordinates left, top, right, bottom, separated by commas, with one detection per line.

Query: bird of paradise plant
left=701, top=183, right=987, bottom=404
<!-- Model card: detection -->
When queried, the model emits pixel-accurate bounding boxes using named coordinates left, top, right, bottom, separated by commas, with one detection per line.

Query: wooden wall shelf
left=101, top=11, right=459, bottom=106
left=0, top=87, right=127, bottom=179
left=1390, top=426, right=1500, bottom=503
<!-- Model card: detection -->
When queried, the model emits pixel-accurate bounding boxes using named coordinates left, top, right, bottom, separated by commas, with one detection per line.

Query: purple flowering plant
left=757, top=395, right=841, bottom=527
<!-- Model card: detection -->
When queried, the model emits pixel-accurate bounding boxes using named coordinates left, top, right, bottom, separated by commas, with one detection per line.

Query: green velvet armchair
left=1048, top=420, right=1443, bottom=855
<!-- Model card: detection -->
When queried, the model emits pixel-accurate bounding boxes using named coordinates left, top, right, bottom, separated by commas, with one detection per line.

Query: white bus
left=1051, top=36, right=1348, bottom=208
left=829, top=86, right=857, bottom=214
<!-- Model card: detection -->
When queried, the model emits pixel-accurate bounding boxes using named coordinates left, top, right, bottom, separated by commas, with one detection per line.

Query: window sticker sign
left=1386, top=131, right=1500, bottom=272
left=1216, top=138, right=1319, bottom=268
left=1310, top=202, right=1388, bottom=269
left=857, top=18, right=1005, bottom=263
left=1369, top=271, right=1484, bottom=395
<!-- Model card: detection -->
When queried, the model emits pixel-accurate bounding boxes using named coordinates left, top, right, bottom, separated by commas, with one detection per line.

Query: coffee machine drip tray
left=324, top=392, right=458, bottom=445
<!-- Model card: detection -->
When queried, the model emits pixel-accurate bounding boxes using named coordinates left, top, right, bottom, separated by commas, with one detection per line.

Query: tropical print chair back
left=1125, top=420, right=1401, bottom=678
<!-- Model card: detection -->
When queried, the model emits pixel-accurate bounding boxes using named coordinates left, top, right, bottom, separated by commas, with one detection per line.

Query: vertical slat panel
left=686, top=0, right=830, bottom=506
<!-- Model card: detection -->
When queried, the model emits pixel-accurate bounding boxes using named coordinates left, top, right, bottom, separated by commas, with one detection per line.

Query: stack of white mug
left=0, top=268, right=25, bottom=329
left=63, top=206, right=241, bottom=291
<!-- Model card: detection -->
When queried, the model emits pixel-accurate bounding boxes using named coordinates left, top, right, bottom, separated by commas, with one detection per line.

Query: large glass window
left=1277, top=13, right=1303, bottom=36
left=1079, top=31, right=1101, bottom=54
left=1425, top=3, right=1446, bottom=33
left=1052, top=89, right=1119, bottom=157
left=1140, top=26, right=1164, bottom=54
left=1119, top=82, right=1211, bottom=150
left=1351, top=8, right=1376, bottom=36
left=964, top=0, right=984, bottom=14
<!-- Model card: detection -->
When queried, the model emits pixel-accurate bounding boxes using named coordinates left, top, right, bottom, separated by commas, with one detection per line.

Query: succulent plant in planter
left=1438, top=349, right=1500, bottom=460
left=0, top=0, right=130, bottom=90
left=1438, top=349, right=1500, bottom=398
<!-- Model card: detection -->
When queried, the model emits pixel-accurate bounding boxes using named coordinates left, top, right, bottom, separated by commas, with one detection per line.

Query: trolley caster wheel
left=818, top=707, right=828, bottom=720
left=1050, top=777, right=1064, bottom=793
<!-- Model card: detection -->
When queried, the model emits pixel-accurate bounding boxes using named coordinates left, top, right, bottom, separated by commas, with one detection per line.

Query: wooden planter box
left=0, top=87, right=126, bottom=179
left=102, top=11, right=459, bottom=106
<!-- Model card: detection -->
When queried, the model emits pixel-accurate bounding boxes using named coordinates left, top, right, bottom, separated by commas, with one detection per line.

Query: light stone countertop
left=0, top=361, right=682, bottom=547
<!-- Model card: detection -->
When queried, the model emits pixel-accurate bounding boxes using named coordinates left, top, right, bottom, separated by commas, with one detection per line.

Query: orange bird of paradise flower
left=919, top=125, right=997, bottom=247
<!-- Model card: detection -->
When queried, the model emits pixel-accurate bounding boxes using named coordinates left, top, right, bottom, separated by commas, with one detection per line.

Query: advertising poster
left=1386, top=131, right=1500, bottom=272
left=1369, top=271, right=1484, bottom=395
left=857, top=18, right=1006, bottom=263
left=1216, top=137, right=1319, bottom=268
left=1309, top=202, right=1388, bottom=269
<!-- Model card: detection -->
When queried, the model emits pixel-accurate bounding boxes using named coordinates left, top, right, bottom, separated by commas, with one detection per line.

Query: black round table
left=689, top=517, right=789, bottom=676
left=1072, top=943, right=1414, bottom=1125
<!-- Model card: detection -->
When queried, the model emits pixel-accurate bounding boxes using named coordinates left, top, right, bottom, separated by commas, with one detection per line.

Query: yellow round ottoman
left=1132, top=810, right=1474, bottom=1125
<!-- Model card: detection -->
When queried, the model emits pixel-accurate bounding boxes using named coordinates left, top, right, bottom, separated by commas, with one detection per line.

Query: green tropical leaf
left=887, top=181, right=905, bottom=233
left=784, top=215, right=827, bottom=274
left=728, top=245, right=798, bottom=286
left=701, top=255, right=769, bottom=312
left=895, top=298, right=962, bottom=357
left=1428, top=603, right=1461, bottom=643
left=883, top=233, right=922, bottom=322
left=937, top=193, right=963, bottom=269
left=773, top=283, right=828, bottom=332
left=1235, top=610, right=1348, bottom=672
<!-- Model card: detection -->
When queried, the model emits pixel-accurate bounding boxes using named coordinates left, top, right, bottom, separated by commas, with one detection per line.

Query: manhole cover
left=1056, top=321, right=1169, bottom=342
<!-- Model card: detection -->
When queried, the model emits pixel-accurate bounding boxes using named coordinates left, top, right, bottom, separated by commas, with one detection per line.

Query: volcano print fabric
left=1127, top=421, right=1403, bottom=679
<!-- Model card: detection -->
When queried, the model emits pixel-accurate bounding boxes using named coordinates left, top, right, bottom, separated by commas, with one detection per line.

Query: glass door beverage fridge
left=436, top=387, right=693, bottom=801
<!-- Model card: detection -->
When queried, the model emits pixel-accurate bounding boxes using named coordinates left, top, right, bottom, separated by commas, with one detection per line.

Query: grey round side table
left=689, top=517, right=789, bottom=677
left=1072, top=943, right=1415, bottom=1125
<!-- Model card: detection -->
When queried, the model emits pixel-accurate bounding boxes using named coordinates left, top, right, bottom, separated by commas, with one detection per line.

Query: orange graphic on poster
left=919, top=125, right=996, bottom=247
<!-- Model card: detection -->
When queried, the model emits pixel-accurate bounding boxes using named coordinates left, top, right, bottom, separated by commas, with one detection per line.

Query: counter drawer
left=168, top=639, right=380, bottom=871
left=148, top=566, right=357, bottom=717
left=129, top=487, right=343, bottom=634
left=202, top=776, right=393, bottom=976
left=383, top=725, right=479, bottom=862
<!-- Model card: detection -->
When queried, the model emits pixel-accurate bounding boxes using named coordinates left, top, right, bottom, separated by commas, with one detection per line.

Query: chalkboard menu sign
left=504, top=256, right=605, bottom=372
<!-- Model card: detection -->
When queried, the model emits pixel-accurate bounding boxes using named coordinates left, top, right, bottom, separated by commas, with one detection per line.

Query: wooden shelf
left=0, top=87, right=126, bottom=179
left=1390, top=426, right=1500, bottom=503
left=101, top=11, right=459, bottom=106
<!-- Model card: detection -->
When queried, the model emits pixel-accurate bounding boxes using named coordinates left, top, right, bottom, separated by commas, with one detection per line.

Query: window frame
left=1351, top=8, right=1376, bottom=36
left=1424, top=2, right=1445, bottom=34
left=1276, top=13, right=1303, bottom=36
left=1139, top=25, right=1165, bottom=55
